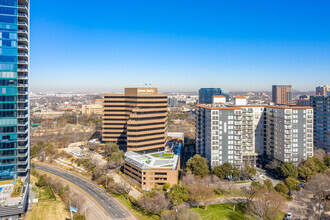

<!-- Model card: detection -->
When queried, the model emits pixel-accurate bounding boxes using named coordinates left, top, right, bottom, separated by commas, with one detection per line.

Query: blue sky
left=30, top=0, right=330, bottom=93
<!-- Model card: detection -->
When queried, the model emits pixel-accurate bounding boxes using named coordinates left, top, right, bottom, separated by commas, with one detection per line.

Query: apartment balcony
left=17, top=113, right=28, bottom=119
left=18, top=53, right=28, bottom=57
left=17, top=98, right=28, bottom=103
left=18, top=152, right=28, bottom=158
left=18, top=144, right=28, bottom=150
left=234, top=126, right=242, bottom=130
left=18, top=121, right=28, bottom=127
left=284, top=120, right=292, bottom=125
left=18, top=83, right=28, bottom=88
left=18, top=13, right=28, bottom=24
left=234, top=111, right=242, bottom=116
left=18, top=61, right=28, bottom=65
left=17, top=44, right=28, bottom=51
left=17, top=106, right=28, bottom=111
left=234, top=116, right=242, bottom=120
left=18, top=12, right=28, bottom=17
left=17, top=167, right=28, bottom=173
left=18, top=68, right=28, bottom=72
left=17, top=93, right=28, bottom=99
left=18, top=37, right=28, bottom=43
left=18, top=21, right=28, bottom=28
left=17, top=29, right=28, bottom=36
left=17, top=75, right=28, bottom=80
left=18, top=5, right=28, bottom=12
left=17, top=160, right=28, bottom=166
left=17, top=136, right=28, bottom=142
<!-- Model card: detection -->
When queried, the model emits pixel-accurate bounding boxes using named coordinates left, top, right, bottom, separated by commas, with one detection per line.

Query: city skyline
left=31, top=0, right=330, bottom=92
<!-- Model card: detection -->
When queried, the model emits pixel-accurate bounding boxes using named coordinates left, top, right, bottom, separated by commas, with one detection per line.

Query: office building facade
left=0, top=0, right=30, bottom=218
left=272, top=85, right=292, bottom=104
left=102, top=88, right=168, bottom=153
left=316, top=85, right=330, bottom=96
left=310, top=95, right=330, bottom=152
left=196, top=99, right=313, bottom=169
left=199, top=88, right=229, bottom=104
left=124, top=151, right=180, bottom=190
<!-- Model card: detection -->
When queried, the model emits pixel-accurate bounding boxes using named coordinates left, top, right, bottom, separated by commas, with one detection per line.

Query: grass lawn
left=25, top=175, right=70, bottom=220
left=234, top=181, right=250, bottom=184
left=151, top=153, right=161, bottom=157
left=24, top=200, right=70, bottom=220
left=192, top=203, right=249, bottom=220
left=151, top=153, right=174, bottom=159
left=220, top=188, right=248, bottom=197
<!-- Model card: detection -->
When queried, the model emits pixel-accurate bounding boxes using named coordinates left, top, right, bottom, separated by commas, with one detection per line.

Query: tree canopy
left=186, top=155, right=209, bottom=177
left=279, top=162, right=298, bottom=179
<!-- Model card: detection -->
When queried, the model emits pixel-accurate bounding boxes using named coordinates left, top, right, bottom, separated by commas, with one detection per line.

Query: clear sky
left=30, top=0, right=330, bottom=93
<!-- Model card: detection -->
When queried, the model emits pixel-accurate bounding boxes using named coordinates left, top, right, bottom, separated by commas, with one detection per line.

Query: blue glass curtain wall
left=0, top=1, right=18, bottom=180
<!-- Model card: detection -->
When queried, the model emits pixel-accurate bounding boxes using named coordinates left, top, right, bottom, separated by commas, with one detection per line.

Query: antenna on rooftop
left=144, top=83, right=152, bottom=88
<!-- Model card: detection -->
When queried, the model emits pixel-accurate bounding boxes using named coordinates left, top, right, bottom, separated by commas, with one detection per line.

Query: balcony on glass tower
left=17, top=0, right=29, bottom=81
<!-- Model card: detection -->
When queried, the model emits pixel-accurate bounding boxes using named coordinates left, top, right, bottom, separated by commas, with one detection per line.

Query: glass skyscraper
left=198, top=88, right=229, bottom=104
left=0, top=0, right=29, bottom=181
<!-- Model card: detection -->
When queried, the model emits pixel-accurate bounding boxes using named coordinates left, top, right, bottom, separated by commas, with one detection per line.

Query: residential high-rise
left=199, top=88, right=229, bottom=104
left=310, top=95, right=330, bottom=152
left=316, top=85, right=330, bottom=96
left=102, top=88, right=168, bottom=153
left=196, top=98, right=313, bottom=169
left=0, top=0, right=30, bottom=217
left=272, top=85, right=292, bottom=104
left=168, top=96, right=178, bottom=107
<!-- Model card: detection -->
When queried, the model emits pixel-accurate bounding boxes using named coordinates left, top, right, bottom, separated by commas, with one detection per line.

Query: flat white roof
left=124, top=151, right=179, bottom=170
left=167, top=132, right=184, bottom=138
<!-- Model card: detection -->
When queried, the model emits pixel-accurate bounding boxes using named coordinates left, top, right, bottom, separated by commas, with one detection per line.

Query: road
left=34, top=163, right=136, bottom=220
left=255, top=167, right=280, bottom=185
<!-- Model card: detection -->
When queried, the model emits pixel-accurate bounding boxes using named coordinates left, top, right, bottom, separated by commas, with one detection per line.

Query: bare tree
left=313, top=148, right=327, bottom=161
left=137, top=191, right=170, bottom=215
left=188, top=184, right=214, bottom=209
left=247, top=189, right=287, bottom=220
left=295, top=170, right=330, bottom=219
left=108, top=181, right=130, bottom=195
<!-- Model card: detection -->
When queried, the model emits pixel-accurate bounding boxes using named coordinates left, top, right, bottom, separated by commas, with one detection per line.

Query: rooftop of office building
left=124, top=151, right=179, bottom=170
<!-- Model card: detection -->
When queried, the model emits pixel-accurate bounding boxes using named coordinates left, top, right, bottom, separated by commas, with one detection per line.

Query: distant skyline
left=31, top=0, right=330, bottom=92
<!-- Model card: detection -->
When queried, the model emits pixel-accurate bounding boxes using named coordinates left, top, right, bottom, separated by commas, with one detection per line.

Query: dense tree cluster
left=186, top=155, right=209, bottom=177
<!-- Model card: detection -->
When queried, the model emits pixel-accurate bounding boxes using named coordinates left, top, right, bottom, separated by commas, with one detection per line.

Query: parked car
left=285, top=212, right=292, bottom=220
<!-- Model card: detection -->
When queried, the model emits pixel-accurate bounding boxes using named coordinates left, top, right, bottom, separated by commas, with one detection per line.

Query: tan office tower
left=102, top=88, right=168, bottom=153
left=272, top=85, right=292, bottom=104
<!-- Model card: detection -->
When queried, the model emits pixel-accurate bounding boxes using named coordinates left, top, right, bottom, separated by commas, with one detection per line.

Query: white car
left=285, top=212, right=292, bottom=220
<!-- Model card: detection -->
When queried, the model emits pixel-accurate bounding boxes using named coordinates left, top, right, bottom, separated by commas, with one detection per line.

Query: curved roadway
left=34, top=163, right=136, bottom=220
